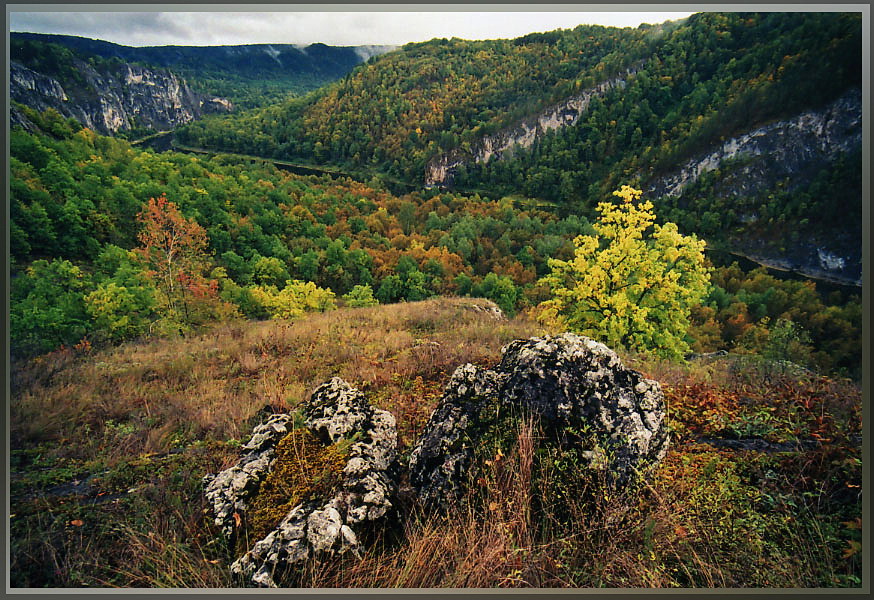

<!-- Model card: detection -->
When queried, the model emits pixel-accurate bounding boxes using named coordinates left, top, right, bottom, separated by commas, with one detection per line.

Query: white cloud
left=9, top=10, right=695, bottom=47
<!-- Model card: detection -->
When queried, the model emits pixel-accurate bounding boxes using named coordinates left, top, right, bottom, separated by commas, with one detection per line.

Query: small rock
left=465, top=302, right=506, bottom=320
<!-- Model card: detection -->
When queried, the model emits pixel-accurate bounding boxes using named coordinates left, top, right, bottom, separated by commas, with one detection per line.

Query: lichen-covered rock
left=203, top=413, right=294, bottom=537
left=408, top=333, right=669, bottom=510
left=205, top=377, right=397, bottom=587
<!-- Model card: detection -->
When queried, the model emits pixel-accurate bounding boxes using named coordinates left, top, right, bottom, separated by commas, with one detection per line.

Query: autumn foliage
left=537, top=186, right=710, bottom=359
left=134, top=194, right=229, bottom=332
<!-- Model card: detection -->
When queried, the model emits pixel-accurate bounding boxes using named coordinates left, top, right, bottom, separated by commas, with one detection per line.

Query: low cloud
left=9, top=10, right=694, bottom=47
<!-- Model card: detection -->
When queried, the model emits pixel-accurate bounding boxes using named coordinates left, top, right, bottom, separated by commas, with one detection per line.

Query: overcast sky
left=8, top=8, right=697, bottom=47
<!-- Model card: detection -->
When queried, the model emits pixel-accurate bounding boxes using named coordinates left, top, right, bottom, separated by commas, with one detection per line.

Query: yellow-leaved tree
left=537, top=185, right=711, bottom=359
left=249, top=280, right=337, bottom=320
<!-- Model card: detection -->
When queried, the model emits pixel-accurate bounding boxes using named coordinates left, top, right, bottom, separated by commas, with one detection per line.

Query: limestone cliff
left=424, top=66, right=641, bottom=187
left=647, top=89, right=862, bottom=200
left=10, top=60, right=232, bottom=135
left=647, top=88, right=863, bottom=287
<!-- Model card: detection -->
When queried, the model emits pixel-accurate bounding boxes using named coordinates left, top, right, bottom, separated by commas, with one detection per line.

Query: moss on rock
left=241, top=427, right=350, bottom=556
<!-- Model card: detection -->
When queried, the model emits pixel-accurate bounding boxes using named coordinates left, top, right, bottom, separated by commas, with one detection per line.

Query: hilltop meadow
left=9, top=298, right=863, bottom=587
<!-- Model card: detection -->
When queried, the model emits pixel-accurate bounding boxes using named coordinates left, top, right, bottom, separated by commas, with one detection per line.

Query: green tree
left=296, top=250, right=321, bottom=282
left=87, top=245, right=157, bottom=342
left=220, top=250, right=252, bottom=285
left=10, top=259, right=93, bottom=356
left=753, top=317, right=815, bottom=369
left=84, top=281, right=154, bottom=342
left=472, top=272, right=519, bottom=316
left=376, top=275, right=404, bottom=304
left=537, top=186, right=710, bottom=359
left=252, top=255, right=290, bottom=287
left=454, top=272, right=474, bottom=296
left=213, top=268, right=268, bottom=319
left=401, top=269, right=431, bottom=301
left=342, top=284, right=379, bottom=308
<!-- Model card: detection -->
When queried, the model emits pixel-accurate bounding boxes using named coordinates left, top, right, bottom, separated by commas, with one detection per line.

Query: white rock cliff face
left=10, top=60, right=232, bottom=135
left=10, top=62, right=68, bottom=101
left=424, top=66, right=641, bottom=186
left=817, top=248, right=847, bottom=271
left=647, top=89, right=862, bottom=199
left=647, top=88, right=862, bottom=286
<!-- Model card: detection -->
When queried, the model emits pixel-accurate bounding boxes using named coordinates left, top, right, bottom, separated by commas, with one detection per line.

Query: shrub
left=250, top=280, right=337, bottom=320
left=343, top=284, right=380, bottom=308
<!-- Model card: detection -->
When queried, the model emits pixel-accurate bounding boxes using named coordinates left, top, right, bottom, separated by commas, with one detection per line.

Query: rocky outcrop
left=10, top=60, right=232, bottom=136
left=648, top=89, right=862, bottom=200
left=204, top=378, right=397, bottom=588
left=728, top=247, right=861, bottom=288
left=641, top=88, right=863, bottom=287
left=408, top=333, right=669, bottom=510
left=203, top=413, right=295, bottom=537
left=206, top=336, right=672, bottom=582
left=424, top=66, right=641, bottom=187
left=10, top=62, right=68, bottom=103
left=9, top=103, right=39, bottom=133
left=463, top=302, right=506, bottom=320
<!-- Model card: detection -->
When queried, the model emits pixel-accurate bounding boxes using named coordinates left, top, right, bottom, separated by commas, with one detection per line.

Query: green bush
left=10, top=259, right=93, bottom=356
left=342, top=284, right=379, bottom=308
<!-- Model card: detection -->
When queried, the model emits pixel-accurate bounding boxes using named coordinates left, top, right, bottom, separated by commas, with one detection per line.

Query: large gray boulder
left=408, top=333, right=669, bottom=510
left=204, top=378, right=397, bottom=587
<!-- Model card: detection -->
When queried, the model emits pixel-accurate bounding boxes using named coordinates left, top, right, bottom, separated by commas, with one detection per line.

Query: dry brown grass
left=9, top=298, right=861, bottom=589
left=284, top=418, right=677, bottom=589
left=10, top=297, right=542, bottom=462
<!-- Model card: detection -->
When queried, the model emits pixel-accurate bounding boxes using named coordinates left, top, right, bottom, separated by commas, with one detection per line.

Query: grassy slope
left=9, top=298, right=862, bottom=587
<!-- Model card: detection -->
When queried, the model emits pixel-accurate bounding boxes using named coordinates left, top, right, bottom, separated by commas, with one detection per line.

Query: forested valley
left=10, top=11, right=864, bottom=376
left=9, top=107, right=862, bottom=374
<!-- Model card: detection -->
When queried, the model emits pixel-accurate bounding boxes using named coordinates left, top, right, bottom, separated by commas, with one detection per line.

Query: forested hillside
left=175, top=12, right=862, bottom=283
left=11, top=32, right=389, bottom=111
left=175, top=22, right=659, bottom=172
left=9, top=110, right=861, bottom=375
left=177, top=13, right=860, bottom=184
